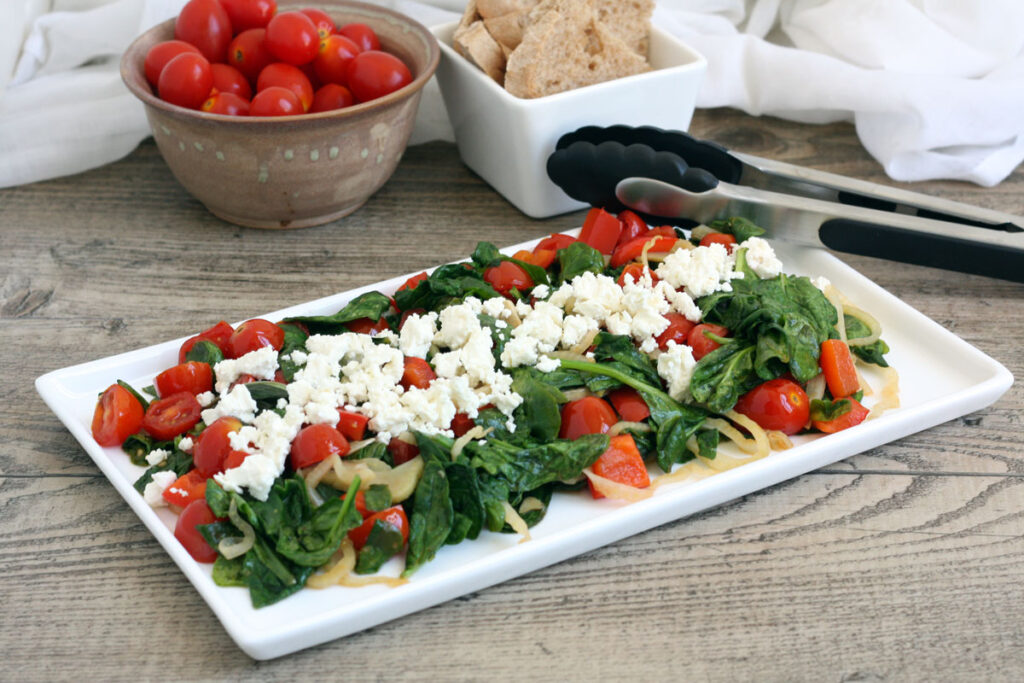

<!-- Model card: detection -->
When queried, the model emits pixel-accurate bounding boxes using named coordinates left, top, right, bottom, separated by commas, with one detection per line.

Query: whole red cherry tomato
left=483, top=260, right=532, bottom=297
left=227, top=318, right=284, bottom=357
left=734, top=378, right=810, bottom=435
left=201, top=91, right=250, bottom=115
left=250, top=86, right=302, bottom=115
left=144, top=40, right=201, bottom=87
left=257, top=62, right=313, bottom=111
left=142, top=391, right=202, bottom=441
left=558, top=396, right=618, bottom=440
left=155, top=361, right=213, bottom=397
left=220, top=0, right=276, bottom=32
left=309, top=83, right=354, bottom=112
left=655, top=313, right=697, bottom=351
left=194, top=416, right=244, bottom=477
left=301, top=8, right=336, bottom=39
left=338, top=23, right=380, bottom=52
left=265, top=11, right=320, bottom=65
left=174, top=499, right=221, bottom=562
left=210, top=63, right=251, bottom=99
left=290, top=423, right=350, bottom=470
left=227, top=29, right=274, bottom=83
left=345, top=50, right=412, bottom=102
left=175, top=0, right=233, bottom=63
left=314, top=34, right=360, bottom=86
left=158, top=52, right=213, bottom=109
left=688, top=323, right=729, bottom=360
left=91, top=384, right=145, bottom=447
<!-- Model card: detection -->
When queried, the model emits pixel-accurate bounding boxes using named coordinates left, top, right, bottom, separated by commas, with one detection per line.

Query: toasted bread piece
left=454, top=0, right=481, bottom=33
left=453, top=20, right=507, bottom=83
left=505, top=0, right=649, bottom=98
left=595, top=0, right=653, bottom=56
left=476, top=0, right=538, bottom=20
left=483, top=11, right=533, bottom=51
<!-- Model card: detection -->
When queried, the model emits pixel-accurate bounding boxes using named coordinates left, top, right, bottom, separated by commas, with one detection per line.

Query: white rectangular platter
left=36, top=234, right=1013, bottom=660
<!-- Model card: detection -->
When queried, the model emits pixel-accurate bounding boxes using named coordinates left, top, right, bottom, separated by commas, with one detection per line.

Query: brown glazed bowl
left=121, top=1, right=439, bottom=229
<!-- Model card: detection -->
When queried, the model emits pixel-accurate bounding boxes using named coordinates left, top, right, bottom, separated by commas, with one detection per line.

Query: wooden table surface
left=2, top=108, right=1023, bottom=681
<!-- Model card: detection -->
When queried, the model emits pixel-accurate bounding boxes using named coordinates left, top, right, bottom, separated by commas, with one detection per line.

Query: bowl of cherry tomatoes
left=121, top=0, right=439, bottom=228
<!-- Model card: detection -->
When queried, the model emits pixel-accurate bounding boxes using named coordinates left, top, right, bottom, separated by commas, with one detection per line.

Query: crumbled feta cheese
left=196, top=391, right=215, bottom=407
left=657, top=341, right=698, bottom=401
left=742, top=237, right=783, bottom=279
left=812, top=275, right=832, bottom=292
left=143, top=470, right=177, bottom=507
left=435, top=301, right=481, bottom=349
left=145, top=448, right=170, bottom=467
left=201, top=383, right=258, bottom=424
left=655, top=243, right=743, bottom=298
left=399, top=311, right=438, bottom=359
left=287, top=349, right=308, bottom=365
left=213, top=345, right=279, bottom=394
left=177, top=436, right=193, bottom=453
left=481, top=296, right=510, bottom=319
left=535, top=355, right=561, bottom=373
left=531, top=284, right=550, bottom=299
left=560, top=314, right=598, bottom=349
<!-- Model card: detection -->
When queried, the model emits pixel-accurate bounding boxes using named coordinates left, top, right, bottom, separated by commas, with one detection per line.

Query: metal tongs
left=546, top=125, right=1024, bottom=283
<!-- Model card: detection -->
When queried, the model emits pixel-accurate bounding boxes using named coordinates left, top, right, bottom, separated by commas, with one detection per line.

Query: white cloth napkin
left=2, top=0, right=1024, bottom=189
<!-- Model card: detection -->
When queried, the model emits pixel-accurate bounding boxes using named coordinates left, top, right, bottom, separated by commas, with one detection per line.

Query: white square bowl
left=431, top=21, right=707, bottom=218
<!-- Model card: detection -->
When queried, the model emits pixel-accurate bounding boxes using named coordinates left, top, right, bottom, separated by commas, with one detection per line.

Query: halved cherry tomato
left=314, top=34, right=360, bottom=86
left=144, top=40, right=201, bottom=87
left=734, top=378, right=810, bottom=436
left=179, top=320, right=234, bottom=363
left=339, top=23, right=380, bottom=52
left=175, top=0, right=233, bottom=63
left=257, top=63, right=314, bottom=111
left=174, top=499, right=221, bottom=563
left=534, top=233, right=576, bottom=253
left=606, top=387, right=650, bottom=422
left=211, top=63, right=252, bottom=99
left=291, top=423, right=350, bottom=469
left=401, top=356, right=436, bottom=390
left=820, top=339, right=860, bottom=399
left=301, top=8, right=337, bottom=39
left=228, top=28, right=274, bottom=82
left=223, top=449, right=250, bottom=470
left=155, top=361, right=213, bottom=397
left=158, top=52, right=213, bottom=109
left=201, top=91, right=250, bottom=115
left=91, top=384, right=145, bottom=447
left=228, top=318, right=284, bottom=358
left=345, top=50, right=412, bottom=102
left=617, top=262, right=659, bottom=287
left=220, top=0, right=276, bottom=32
left=451, top=412, right=475, bottom=437
left=655, top=313, right=697, bottom=351
left=616, top=210, right=647, bottom=246
left=162, top=469, right=208, bottom=507
left=346, top=317, right=390, bottom=335
left=812, top=397, right=869, bottom=434
left=610, top=235, right=678, bottom=268
left=193, top=416, right=243, bottom=477
left=265, top=11, right=320, bottom=65
left=588, top=434, right=650, bottom=499
left=348, top=505, right=409, bottom=550
left=142, top=392, right=201, bottom=441
left=483, top=260, right=532, bottom=297
left=579, top=208, right=623, bottom=255
left=646, top=226, right=677, bottom=238
left=250, top=85, right=303, bottom=115
left=688, top=323, right=729, bottom=360
left=558, top=396, right=617, bottom=440
left=397, top=271, right=428, bottom=294
left=387, top=438, right=419, bottom=465
left=342, top=489, right=370, bottom=517
left=309, top=83, right=354, bottom=112
left=336, top=409, right=369, bottom=441
left=699, top=232, right=738, bottom=250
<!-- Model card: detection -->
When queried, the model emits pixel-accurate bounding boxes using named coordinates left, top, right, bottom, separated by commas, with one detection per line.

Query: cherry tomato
left=265, top=11, right=320, bottom=65
left=401, top=356, right=437, bottom=390
left=812, top=397, right=869, bottom=434
left=535, top=233, right=576, bottom=253
left=91, top=384, right=145, bottom=447
left=451, top=412, right=475, bottom=437
left=339, top=23, right=380, bottom=52
left=579, top=208, right=623, bottom=255
left=309, top=83, right=354, bottom=112
left=227, top=318, right=284, bottom=357
left=220, top=0, right=276, bottom=32
left=616, top=210, right=647, bottom=246
left=257, top=63, right=314, bottom=111
left=606, top=387, right=650, bottom=422
left=396, top=272, right=428, bottom=294
left=588, top=434, right=649, bottom=499
left=699, top=232, right=738, bottom=250
left=558, top=396, right=618, bottom=440
left=175, top=0, right=233, bottom=63
left=655, top=313, right=697, bottom=351
left=179, top=320, right=234, bottom=363
left=398, top=308, right=426, bottom=330
left=227, top=28, right=274, bottom=83
left=155, top=361, right=213, bottom=397
left=314, top=34, right=360, bottom=86
left=647, top=226, right=677, bottom=238
left=687, top=323, right=729, bottom=360
left=201, top=91, right=251, bottom=115
left=348, top=505, right=409, bottom=550
left=483, top=260, right=533, bottom=297
left=387, top=438, right=419, bottom=465
left=616, top=262, right=659, bottom=287
left=158, top=52, right=213, bottom=109
left=223, top=449, right=250, bottom=470
left=174, top=499, right=220, bottom=563
left=193, top=416, right=244, bottom=477
left=142, top=392, right=201, bottom=441
left=335, top=410, right=369, bottom=441
left=144, top=40, right=201, bottom=87
left=250, top=85, right=303, bottom=116
left=346, top=317, right=390, bottom=335
left=610, top=235, right=677, bottom=268
left=162, top=469, right=208, bottom=507
left=734, top=378, right=810, bottom=436
left=211, top=63, right=252, bottom=99
left=342, top=489, right=370, bottom=517
left=345, top=50, right=412, bottom=102
left=290, top=423, right=350, bottom=470
left=301, top=8, right=336, bottom=39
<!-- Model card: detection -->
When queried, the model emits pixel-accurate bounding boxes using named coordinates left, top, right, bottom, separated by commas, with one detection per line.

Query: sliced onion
left=823, top=284, right=847, bottom=343
left=518, top=496, right=544, bottom=515
left=689, top=225, right=714, bottom=242
left=583, top=467, right=652, bottom=502
left=570, top=328, right=600, bottom=356
left=547, top=349, right=594, bottom=363
left=561, top=388, right=593, bottom=402
left=608, top=421, right=651, bottom=436
left=842, top=303, right=882, bottom=347
left=340, top=575, right=407, bottom=588
left=501, top=501, right=531, bottom=543
left=304, top=452, right=340, bottom=491
left=868, top=366, right=900, bottom=420
left=318, top=455, right=424, bottom=503
left=767, top=431, right=794, bottom=451
left=805, top=373, right=826, bottom=401
left=451, top=426, right=492, bottom=459
left=306, top=538, right=356, bottom=589
left=394, top=431, right=417, bottom=445
left=219, top=498, right=255, bottom=560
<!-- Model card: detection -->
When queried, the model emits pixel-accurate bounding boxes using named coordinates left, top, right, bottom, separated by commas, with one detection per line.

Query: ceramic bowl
left=121, top=1, right=439, bottom=229
left=431, top=22, right=706, bottom=219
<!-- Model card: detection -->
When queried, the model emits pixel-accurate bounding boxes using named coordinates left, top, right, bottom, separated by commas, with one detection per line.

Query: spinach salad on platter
left=89, top=209, right=899, bottom=608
